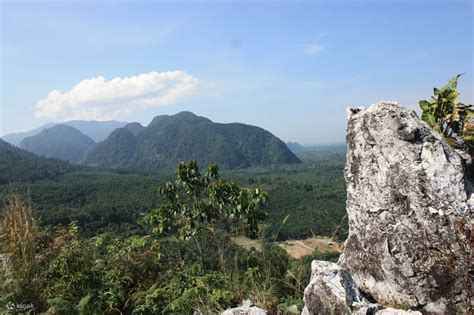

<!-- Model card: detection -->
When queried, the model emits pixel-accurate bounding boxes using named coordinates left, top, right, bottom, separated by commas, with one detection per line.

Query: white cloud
left=35, top=71, right=199, bottom=120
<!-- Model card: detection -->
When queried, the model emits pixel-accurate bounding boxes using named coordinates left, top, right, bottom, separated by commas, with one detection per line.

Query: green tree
left=140, top=160, right=268, bottom=269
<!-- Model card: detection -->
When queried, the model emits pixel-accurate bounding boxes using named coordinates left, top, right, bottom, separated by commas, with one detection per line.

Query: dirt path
left=233, top=236, right=342, bottom=259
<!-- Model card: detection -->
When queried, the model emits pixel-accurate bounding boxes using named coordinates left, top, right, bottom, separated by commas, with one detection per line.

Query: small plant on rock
left=419, top=74, right=473, bottom=155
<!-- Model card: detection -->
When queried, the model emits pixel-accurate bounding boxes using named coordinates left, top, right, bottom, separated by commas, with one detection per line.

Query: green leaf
left=421, top=111, right=436, bottom=127
left=448, top=91, right=460, bottom=101
left=419, top=100, right=430, bottom=110
left=448, top=73, right=464, bottom=89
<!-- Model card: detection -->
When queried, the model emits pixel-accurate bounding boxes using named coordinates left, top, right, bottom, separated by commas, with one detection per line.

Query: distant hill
left=286, top=141, right=305, bottom=153
left=2, top=120, right=127, bottom=145
left=2, top=123, right=56, bottom=146
left=85, top=127, right=138, bottom=169
left=84, top=111, right=301, bottom=171
left=20, top=125, right=95, bottom=163
left=0, top=139, right=76, bottom=184
left=64, top=120, right=128, bottom=142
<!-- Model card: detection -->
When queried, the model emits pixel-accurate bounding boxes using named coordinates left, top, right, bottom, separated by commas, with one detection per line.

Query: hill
left=286, top=141, right=305, bottom=153
left=2, top=120, right=126, bottom=145
left=1, top=123, right=56, bottom=146
left=0, top=139, right=77, bottom=184
left=20, top=125, right=95, bottom=163
left=64, top=120, right=128, bottom=142
left=84, top=111, right=301, bottom=171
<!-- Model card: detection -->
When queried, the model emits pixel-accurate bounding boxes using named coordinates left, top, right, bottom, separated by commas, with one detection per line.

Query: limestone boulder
left=339, top=102, right=472, bottom=313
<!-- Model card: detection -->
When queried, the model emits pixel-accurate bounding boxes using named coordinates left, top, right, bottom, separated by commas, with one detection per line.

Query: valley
left=0, top=140, right=347, bottom=243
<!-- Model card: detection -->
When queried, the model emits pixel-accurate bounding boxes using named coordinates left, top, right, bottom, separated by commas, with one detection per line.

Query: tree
left=419, top=74, right=473, bottom=154
left=139, top=160, right=268, bottom=268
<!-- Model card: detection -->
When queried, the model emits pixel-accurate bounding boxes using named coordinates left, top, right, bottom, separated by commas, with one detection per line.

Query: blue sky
left=1, top=0, right=473, bottom=144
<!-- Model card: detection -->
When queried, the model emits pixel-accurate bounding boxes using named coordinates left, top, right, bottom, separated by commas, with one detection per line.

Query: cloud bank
left=35, top=71, right=199, bottom=120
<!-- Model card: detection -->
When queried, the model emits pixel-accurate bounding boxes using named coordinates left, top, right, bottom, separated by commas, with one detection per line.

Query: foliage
left=0, top=139, right=78, bottom=185
left=229, top=147, right=348, bottom=241
left=419, top=74, right=474, bottom=153
left=0, top=147, right=347, bottom=240
left=0, top=195, right=44, bottom=311
left=0, top=159, right=341, bottom=314
left=140, top=160, right=268, bottom=240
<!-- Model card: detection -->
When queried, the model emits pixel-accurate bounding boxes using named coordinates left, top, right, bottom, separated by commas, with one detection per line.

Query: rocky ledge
left=303, top=102, right=472, bottom=314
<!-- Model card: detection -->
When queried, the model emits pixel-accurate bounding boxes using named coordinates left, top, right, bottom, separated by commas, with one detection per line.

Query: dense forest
left=0, top=142, right=347, bottom=240
left=0, top=151, right=345, bottom=313
left=0, top=138, right=346, bottom=313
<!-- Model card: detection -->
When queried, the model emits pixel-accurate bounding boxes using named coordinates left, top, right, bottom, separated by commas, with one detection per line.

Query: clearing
left=233, top=236, right=342, bottom=259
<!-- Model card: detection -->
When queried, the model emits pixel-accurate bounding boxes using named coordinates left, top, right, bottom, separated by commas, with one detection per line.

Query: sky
left=1, top=0, right=473, bottom=145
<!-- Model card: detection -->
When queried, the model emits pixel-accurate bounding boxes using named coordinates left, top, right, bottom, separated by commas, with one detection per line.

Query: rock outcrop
left=303, top=102, right=472, bottom=314
left=301, top=261, right=372, bottom=315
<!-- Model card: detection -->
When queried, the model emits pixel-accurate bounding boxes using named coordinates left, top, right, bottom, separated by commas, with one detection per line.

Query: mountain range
left=2, top=120, right=127, bottom=145
left=85, top=112, right=301, bottom=171
left=3, top=112, right=301, bottom=172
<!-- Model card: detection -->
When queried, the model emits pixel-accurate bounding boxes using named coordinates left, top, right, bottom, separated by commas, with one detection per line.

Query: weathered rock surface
left=374, top=308, right=421, bottom=315
left=338, top=102, right=472, bottom=313
left=221, top=299, right=266, bottom=315
left=301, top=261, right=374, bottom=315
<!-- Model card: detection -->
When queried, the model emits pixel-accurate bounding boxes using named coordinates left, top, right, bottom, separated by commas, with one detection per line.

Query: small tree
left=419, top=74, right=473, bottom=154
left=139, top=160, right=268, bottom=268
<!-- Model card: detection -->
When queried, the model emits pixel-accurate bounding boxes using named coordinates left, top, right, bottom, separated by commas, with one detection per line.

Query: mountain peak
left=85, top=112, right=300, bottom=171
left=148, top=111, right=211, bottom=128
left=19, top=124, right=95, bottom=164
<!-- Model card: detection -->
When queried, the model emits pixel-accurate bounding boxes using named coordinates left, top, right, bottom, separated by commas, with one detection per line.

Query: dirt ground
left=277, top=237, right=342, bottom=259
left=233, top=236, right=342, bottom=259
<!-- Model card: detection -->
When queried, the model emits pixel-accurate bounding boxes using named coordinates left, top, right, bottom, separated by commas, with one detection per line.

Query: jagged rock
left=338, top=102, right=472, bottom=313
left=221, top=299, right=266, bottom=315
left=302, top=261, right=375, bottom=315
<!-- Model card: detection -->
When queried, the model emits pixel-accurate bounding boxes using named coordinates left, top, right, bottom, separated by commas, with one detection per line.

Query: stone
left=221, top=299, right=266, bottom=315
left=302, top=260, right=374, bottom=315
left=286, top=304, right=300, bottom=314
left=375, top=308, right=422, bottom=315
left=339, top=102, right=472, bottom=313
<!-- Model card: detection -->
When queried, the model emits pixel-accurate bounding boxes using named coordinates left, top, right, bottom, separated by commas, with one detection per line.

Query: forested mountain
left=0, top=139, right=77, bottom=184
left=20, top=124, right=95, bottom=163
left=84, top=111, right=301, bottom=171
left=1, top=123, right=56, bottom=146
left=2, top=120, right=126, bottom=145
left=85, top=128, right=138, bottom=169
left=123, top=122, right=145, bottom=136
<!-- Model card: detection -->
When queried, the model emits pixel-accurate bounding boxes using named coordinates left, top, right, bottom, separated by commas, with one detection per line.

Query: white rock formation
left=301, top=261, right=374, bottom=315
left=221, top=299, right=267, bottom=315
left=338, top=102, right=472, bottom=313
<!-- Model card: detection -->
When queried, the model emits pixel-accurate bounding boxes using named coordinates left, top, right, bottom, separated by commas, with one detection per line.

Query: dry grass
left=0, top=194, right=37, bottom=265
left=277, top=237, right=342, bottom=259
left=233, top=235, right=342, bottom=259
